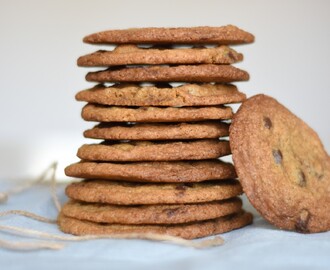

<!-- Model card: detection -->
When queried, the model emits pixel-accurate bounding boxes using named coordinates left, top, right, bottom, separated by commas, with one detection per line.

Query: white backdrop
left=0, top=0, right=329, bottom=180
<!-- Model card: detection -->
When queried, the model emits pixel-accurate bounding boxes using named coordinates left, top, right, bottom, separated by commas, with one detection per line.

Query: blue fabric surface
left=0, top=182, right=329, bottom=270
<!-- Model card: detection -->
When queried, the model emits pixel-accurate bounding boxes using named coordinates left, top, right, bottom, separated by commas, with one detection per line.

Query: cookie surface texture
left=65, top=160, right=237, bottom=183
left=65, top=179, right=242, bottom=205
left=77, top=45, right=243, bottom=66
left=76, top=83, right=246, bottom=107
left=83, top=122, right=229, bottom=141
left=61, top=198, right=242, bottom=224
left=77, top=140, right=231, bottom=161
left=58, top=211, right=253, bottom=239
left=230, top=94, right=330, bottom=233
left=81, top=104, right=233, bottom=122
left=85, top=64, right=249, bottom=83
left=82, top=25, right=254, bottom=45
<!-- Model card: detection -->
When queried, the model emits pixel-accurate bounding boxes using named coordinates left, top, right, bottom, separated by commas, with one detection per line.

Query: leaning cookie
left=85, top=64, right=249, bottom=83
left=83, top=25, right=254, bottom=45
left=230, top=94, right=330, bottom=233
left=77, top=45, right=243, bottom=66
left=58, top=211, right=253, bottom=239
left=76, top=83, right=246, bottom=107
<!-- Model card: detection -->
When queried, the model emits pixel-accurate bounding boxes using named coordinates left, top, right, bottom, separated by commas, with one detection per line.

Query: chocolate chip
left=295, top=209, right=310, bottom=233
left=227, top=51, right=235, bottom=60
left=263, top=117, right=272, bottom=129
left=175, top=183, right=194, bottom=197
left=165, top=207, right=180, bottom=218
left=175, top=183, right=193, bottom=191
left=297, top=171, right=307, bottom=187
left=272, top=149, right=283, bottom=164
left=175, top=185, right=187, bottom=191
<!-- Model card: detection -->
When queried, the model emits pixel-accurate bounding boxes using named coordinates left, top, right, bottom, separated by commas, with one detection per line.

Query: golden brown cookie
left=82, top=104, right=233, bottom=122
left=83, top=25, right=254, bottom=45
left=84, top=122, right=230, bottom=141
left=75, top=83, right=246, bottom=107
left=61, top=198, right=242, bottom=224
left=65, top=179, right=243, bottom=205
left=58, top=211, right=253, bottom=239
left=85, top=64, right=249, bottom=83
left=77, top=140, right=231, bottom=162
left=230, top=94, right=330, bottom=233
left=65, top=160, right=237, bottom=183
left=77, top=45, right=243, bottom=66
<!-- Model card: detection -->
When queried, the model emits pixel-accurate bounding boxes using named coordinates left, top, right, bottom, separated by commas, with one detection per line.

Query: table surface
left=0, top=181, right=329, bottom=270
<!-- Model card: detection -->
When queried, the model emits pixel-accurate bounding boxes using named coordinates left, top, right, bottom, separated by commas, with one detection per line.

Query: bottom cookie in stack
left=58, top=180, right=252, bottom=239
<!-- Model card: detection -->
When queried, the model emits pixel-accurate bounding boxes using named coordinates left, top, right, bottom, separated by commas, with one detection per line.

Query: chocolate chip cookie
left=65, top=179, right=243, bottom=205
left=61, top=198, right=242, bottom=224
left=65, top=160, right=237, bottom=183
left=83, top=121, right=229, bottom=141
left=58, top=211, right=253, bottom=239
left=230, top=94, right=330, bottom=233
left=81, top=104, right=233, bottom=122
left=85, top=64, right=249, bottom=83
left=76, top=83, right=246, bottom=107
left=83, top=25, right=254, bottom=45
left=77, top=139, right=231, bottom=162
left=77, top=45, right=243, bottom=66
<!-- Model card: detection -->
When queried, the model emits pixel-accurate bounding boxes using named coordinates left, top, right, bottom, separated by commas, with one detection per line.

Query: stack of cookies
left=59, top=25, right=254, bottom=239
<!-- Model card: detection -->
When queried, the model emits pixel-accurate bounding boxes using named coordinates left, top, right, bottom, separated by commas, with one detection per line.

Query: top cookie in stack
left=60, top=25, right=254, bottom=239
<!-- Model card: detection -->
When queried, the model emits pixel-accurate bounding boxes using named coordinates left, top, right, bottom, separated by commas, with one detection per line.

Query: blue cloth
left=0, top=182, right=329, bottom=270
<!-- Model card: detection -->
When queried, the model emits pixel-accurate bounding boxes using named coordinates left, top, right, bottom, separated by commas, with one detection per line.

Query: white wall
left=0, top=0, right=329, bottom=180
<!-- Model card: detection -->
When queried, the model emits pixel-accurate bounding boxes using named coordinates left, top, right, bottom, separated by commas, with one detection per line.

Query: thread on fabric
left=0, top=224, right=224, bottom=249
left=0, top=162, right=58, bottom=204
left=0, top=162, right=225, bottom=250
left=0, top=210, right=56, bottom=224
left=0, top=239, right=64, bottom=251
left=49, top=162, right=62, bottom=212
